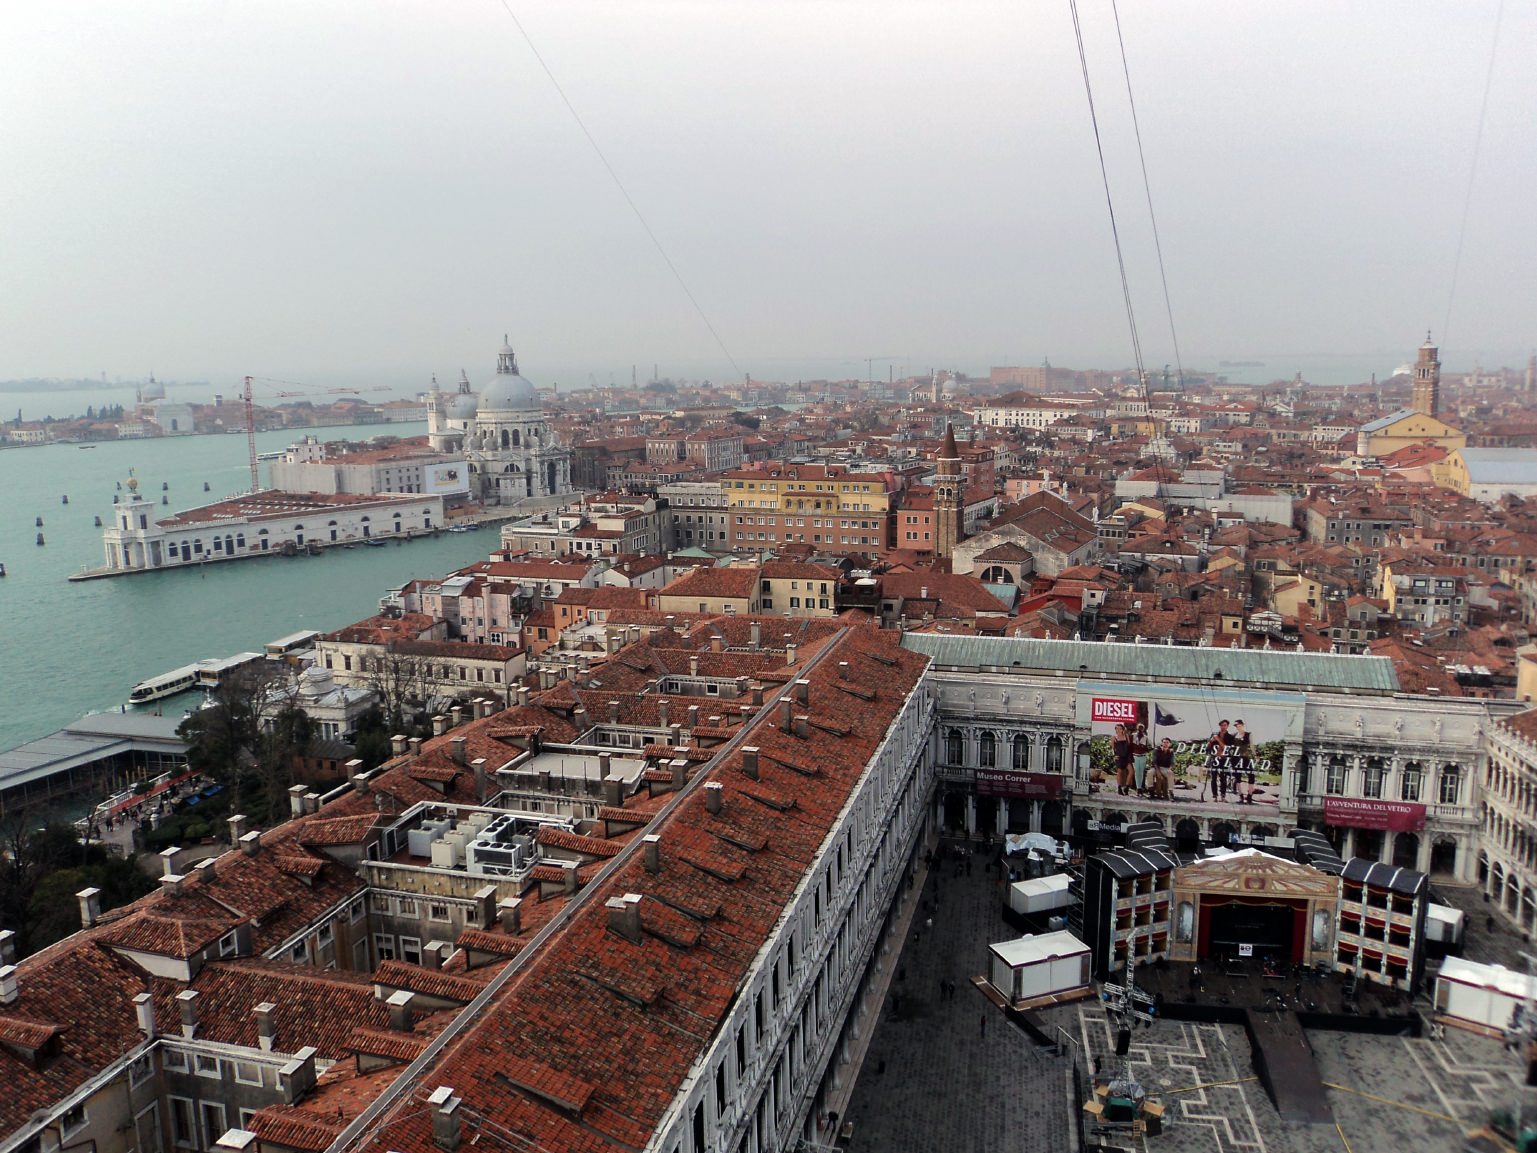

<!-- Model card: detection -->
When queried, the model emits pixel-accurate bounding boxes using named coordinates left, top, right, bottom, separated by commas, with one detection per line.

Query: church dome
left=445, top=390, right=479, bottom=420
left=142, top=378, right=165, bottom=401
left=479, top=337, right=540, bottom=411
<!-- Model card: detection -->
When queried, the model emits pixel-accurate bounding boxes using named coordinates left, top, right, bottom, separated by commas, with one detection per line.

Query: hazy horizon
left=2, top=3, right=1531, bottom=390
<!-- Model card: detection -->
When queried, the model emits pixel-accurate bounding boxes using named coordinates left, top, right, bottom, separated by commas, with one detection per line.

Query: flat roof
left=990, top=929, right=1089, bottom=967
left=0, top=712, right=188, bottom=791
left=900, top=634, right=1400, bottom=692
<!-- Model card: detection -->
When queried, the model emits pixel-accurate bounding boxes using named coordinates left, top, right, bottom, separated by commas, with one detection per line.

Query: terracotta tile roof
left=250, top=1108, right=346, bottom=1151
left=347, top=1025, right=430, bottom=1063
left=372, top=961, right=486, bottom=1005
left=536, top=828, right=624, bottom=859
left=298, top=814, right=380, bottom=847
left=456, top=928, right=522, bottom=959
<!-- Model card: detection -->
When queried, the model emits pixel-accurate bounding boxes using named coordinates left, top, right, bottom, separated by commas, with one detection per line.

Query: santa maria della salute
left=426, top=336, right=573, bottom=503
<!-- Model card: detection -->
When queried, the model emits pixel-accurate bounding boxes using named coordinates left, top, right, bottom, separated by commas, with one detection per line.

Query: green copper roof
left=900, top=633, right=1399, bottom=693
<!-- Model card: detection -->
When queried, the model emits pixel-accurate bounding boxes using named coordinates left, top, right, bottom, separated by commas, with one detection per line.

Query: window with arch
left=1400, top=761, right=1422, bottom=803
left=1440, top=765, right=1462, bottom=805
left=1325, top=755, right=1347, bottom=795
left=1295, top=753, right=1311, bottom=795
left=1363, top=757, right=1384, bottom=799
left=946, top=730, right=963, bottom=765
left=1045, top=734, right=1064, bottom=773
left=979, top=732, right=996, bottom=769
left=1012, top=734, right=1029, bottom=771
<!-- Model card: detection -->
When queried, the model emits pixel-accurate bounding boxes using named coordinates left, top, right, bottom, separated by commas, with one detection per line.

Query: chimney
left=538, top=769, right=553, bottom=793
left=227, top=813, right=248, bottom=846
left=750, top=621, right=762, bottom=649
left=160, top=873, right=187, bottom=898
left=385, top=989, right=414, bottom=1031
left=751, top=682, right=763, bottom=706
left=77, top=886, right=102, bottom=928
left=606, top=892, right=643, bottom=944
left=176, top=988, right=199, bottom=1038
left=562, top=860, right=580, bottom=895
left=0, top=965, right=18, bottom=1005
left=920, top=586, right=929, bottom=599
left=690, top=656, right=700, bottom=677
left=194, top=857, right=217, bottom=883
left=240, top=830, right=263, bottom=857
left=794, top=678, right=810, bottom=705
left=608, top=699, right=621, bottom=724
left=573, top=704, right=589, bottom=730
left=742, top=747, right=760, bottom=780
left=642, top=834, right=661, bottom=873
left=497, top=897, right=522, bottom=934
left=785, top=642, right=797, bottom=665
left=657, top=699, right=670, bottom=729
left=407, top=738, right=423, bottom=759
left=432, top=714, right=448, bottom=737
left=133, top=991, right=156, bottom=1038
left=607, top=632, right=622, bottom=655
left=669, top=723, right=683, bottom=748
left=450, top=736, right=467, bottom=766
left=422, top=941, right=446, bottom=970
left=780, top=699, right=794, bottom=732
left=160, top=846, right=182, bottom=876
left=214, top=1131, right=258, bottom=1153
left=687, top=704, right=700, bottom=731
left=517, top=685, right=530, bottom=708
left=472, top=758, right=489, bottom=804
left=450, top=706, right=464, bottom=728
left=705, top=781, right=724, bottom=815
left=599, top=751, right=613, bottom=779
left=670, top=758, right=688, bottom=789
left=794, top=715, right=811, bottom=738
left=352, top=772, right=370, bottom=795
left=428, top=1086, right=462, bottom=1153
left=0, top=931, right=15, bottom=966
left=289, top=784, right=309, bottom=817
left=838, top=660, right=849, bottom=679
left=254, top=1002, right=277, bottom=1051
left=391, top=734, right=409, bottom=756
left=474, top=885, right=498, bottom=931
left=304, top=792, right=321, bottom=814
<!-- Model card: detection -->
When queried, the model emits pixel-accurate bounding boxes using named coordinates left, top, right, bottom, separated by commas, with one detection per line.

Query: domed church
left=426, top=337, right=573, bottom=504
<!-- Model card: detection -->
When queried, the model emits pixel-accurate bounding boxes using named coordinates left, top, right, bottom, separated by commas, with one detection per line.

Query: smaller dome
left=299, top=666, right=334, bottom=698
left=445, top=391, right=479, bottom=420
left=142, top=378, right=165, bottom=401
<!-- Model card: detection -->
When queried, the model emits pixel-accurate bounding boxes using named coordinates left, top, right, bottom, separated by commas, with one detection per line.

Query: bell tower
left=934, top=424, right=964, bottom=559
left=1411, top=333, right=1440, bottom=417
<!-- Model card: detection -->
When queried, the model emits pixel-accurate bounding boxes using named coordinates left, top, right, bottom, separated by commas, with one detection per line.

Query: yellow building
left=1355, top=409, right=1465, bottom=459
left=724, top=464, right=891, bottom=555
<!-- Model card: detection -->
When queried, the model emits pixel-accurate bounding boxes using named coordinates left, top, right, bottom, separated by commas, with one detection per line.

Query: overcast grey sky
left=1, top=2, right=1530, bottom=389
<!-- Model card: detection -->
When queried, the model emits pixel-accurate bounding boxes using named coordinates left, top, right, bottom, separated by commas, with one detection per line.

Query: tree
left=176, top=663, right=286, bottom=818
left=362, top=647, right=433, bottom=733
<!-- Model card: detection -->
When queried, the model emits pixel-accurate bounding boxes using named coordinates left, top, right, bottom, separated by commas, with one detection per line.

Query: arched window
left=1440, top=764, right=1462, bottom=805
left=979, top=732, right=996, bottom=768
left=1326, top=754, right=1347, bottom=795
left=1363, top=757, right=1385, bottom=799
left=1295, top=752, right=1311, bottom=795
left=1045, top=735, right=1063, bottom=773
left=511, top=429, right=520, bottom=447
left=501, top=429, right=510, bottom=449
left=1400, top=761, right=1422, bottom=802
left=1012, top=734, right=1030, bottom=771
left=946, top=730, right=963, bottom=765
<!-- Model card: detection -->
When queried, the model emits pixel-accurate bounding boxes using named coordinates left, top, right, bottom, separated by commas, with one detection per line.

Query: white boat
left=192, top=652, right=265, bottom=689
left=129, top=664, right=201, bottom=703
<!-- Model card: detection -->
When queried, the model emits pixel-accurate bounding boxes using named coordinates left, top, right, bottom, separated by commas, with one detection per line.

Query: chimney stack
left=254, top=1002, right=277, bottom=1051
left=751, top=682, right=763, bottom=706
left=642, top=834, right=661, bottom=873
left=450, top=736, right=467, bottom=766
left=289, top=784, right=309, bottom=817
left=134, top=991, right=155, bottom=1038
left=780, top=699, right=794, bottom=732
left=742, top=747, right=760, bottom=780
left=573, top=704, right=589, bottom=730
left=160, top=846, right=182, bottom=876
left=352, top=772, right=370, bottom=795
left=517, top=685, right=530, bottom=708
left=838, top=660, right=849, bottom=679
left=606, top=893, right=643, bottom=944
left=658, top=699, right=670, bottom=729
left=385, top=989, right=414, bottom=1031
left=690, top=656, right=700, bottom=677
left=407, top=737, right=423, bottom=759
left=227, top=813, right=248, bottom=846
left=750, top=621, right=761, bottom=649
left=687, top=704, right=700, bottom=730
left=428, top=1086, right=462, bottom=1153
left=160, top=874, right=187, bottom=898
left=432, top=714, right=448, bottom=737
left=705, top=781, right=724, bottom=815
left=608, top=699, right=621, bottom=724
left=77, top=886, right=102, bottom=928
left=450, top=706, right=464, bottom=728
left=794, top=678, right=810, bottom=706
left=422, top=941, right=446, bottom=970
left=391, top=734, right=409, bottom=756
left=0, top=931, right=15, bottom=966
left=786, top=642, right=797, bottom=666
left=670, top=757, right=688, bottom=789
left=794, top=716, right=811, bottom=739
left=240, top=830, right=262, bottom=857
left=194, top=857, right=217, bottom=883
left=599, top=751, right=613, bottom=779
left=176, top=989, right=199, bottom=1038
left=472, top=758, right=489, bottom=804
left=0, top=965, right=18, bottom=1005
left=497, top=897, right=522, bottom=934
left=562, top=860, right=580, bottom=895
left=304, top=792, right=321, bottom=814
left=474, top=885, right=498, bottom=931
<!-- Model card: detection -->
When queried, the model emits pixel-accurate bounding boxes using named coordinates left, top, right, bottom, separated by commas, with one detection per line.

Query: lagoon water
left=0, top=422, right=504, bottom=753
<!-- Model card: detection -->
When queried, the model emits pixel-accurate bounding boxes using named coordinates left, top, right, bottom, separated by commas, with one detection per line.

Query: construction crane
left=239, top=377, right=392, bottom=494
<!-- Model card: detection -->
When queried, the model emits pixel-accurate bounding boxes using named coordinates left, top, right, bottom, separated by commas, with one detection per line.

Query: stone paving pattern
left=842, top=840, right=1074, bottom=1152
left=843, top=845, right=1537, bottom=1153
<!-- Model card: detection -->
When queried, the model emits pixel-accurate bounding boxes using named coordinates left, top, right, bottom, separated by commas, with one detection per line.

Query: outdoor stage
left=1125, top=959, right=1421, bottom=1124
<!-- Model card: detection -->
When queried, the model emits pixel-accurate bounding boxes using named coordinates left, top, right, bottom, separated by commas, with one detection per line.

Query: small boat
left=35, top=516, right=43, bottom=527
left=78, top=444, right=96, bottom=450
left=36, top=533, right=45, bottom=546
left=0, top=562, right=7, bottom=577
left=161, top=482, right=168, bottom=491
left=61, top=495, right=69, bottom=505
left=161, top=495, right=168, bottom=505
left=203, top=481, right=210, bottom=492
left=94, top=515, right=102, bottom=527
left=363, top=538, right=387, bottom=548
left=447, top=525, right=470, bottom=533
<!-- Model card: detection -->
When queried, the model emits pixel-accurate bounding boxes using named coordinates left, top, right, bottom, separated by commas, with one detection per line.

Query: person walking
left=979, top=1014, right=987, bottom=1037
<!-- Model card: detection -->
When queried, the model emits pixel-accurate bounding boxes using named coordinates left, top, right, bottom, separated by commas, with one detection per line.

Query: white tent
left=1009, top=874, right=1073, bottom=916
left=988, top=930, right=1091, bottom=1002
left=1435, top=956, right=1537, bottom=1032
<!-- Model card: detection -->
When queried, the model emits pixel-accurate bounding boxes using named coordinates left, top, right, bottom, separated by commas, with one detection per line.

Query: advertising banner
left=423, top=461, right=470, bottom=494
left=1076, top=681, right=1305, bottom=814
left=976, top=768, right=1064, bottom=800
left=1322, top=797, right=1426, bottom=833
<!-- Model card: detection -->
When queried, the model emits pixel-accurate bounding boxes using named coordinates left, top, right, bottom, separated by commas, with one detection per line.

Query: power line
left=493, top=1, right=741, bottom=377
left=1443, top=0, right=1504, bottom=347
left=1110, top=0, right=1183, bottom=391
left=1067, top=0, right=1146, bottom=394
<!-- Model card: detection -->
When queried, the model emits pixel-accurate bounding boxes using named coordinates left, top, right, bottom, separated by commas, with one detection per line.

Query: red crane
left=240, top=379, right=391, bottom=494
